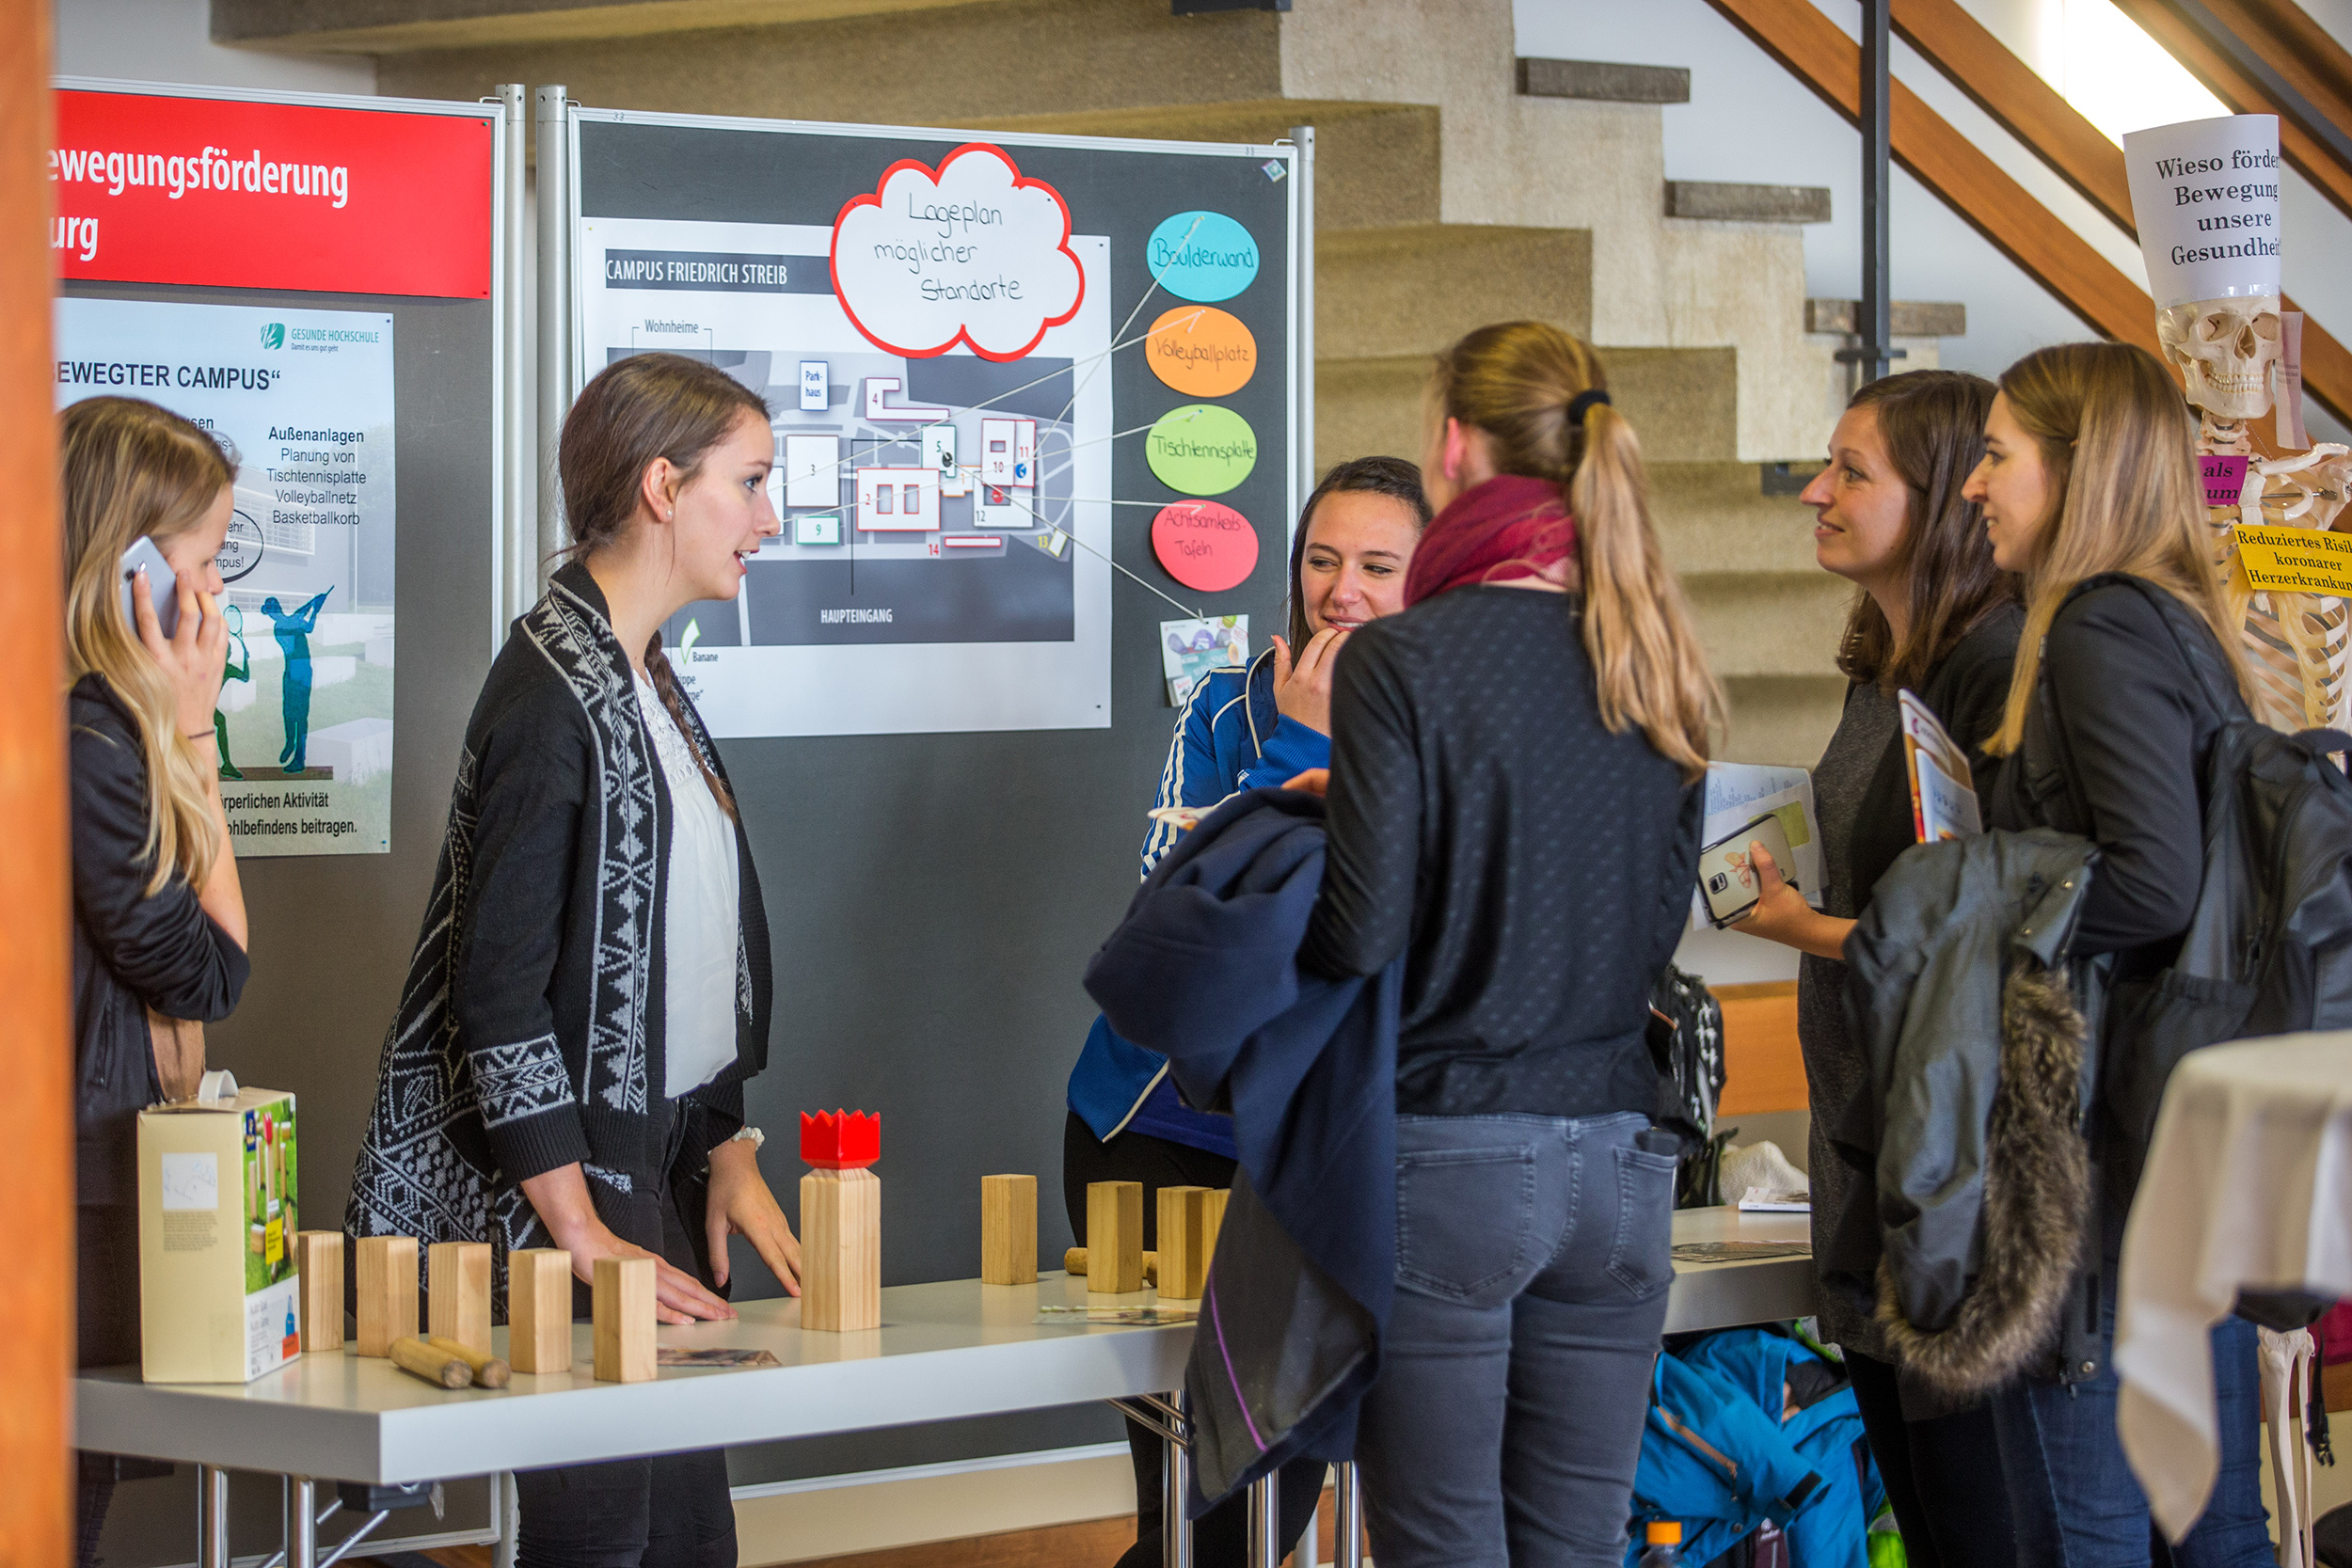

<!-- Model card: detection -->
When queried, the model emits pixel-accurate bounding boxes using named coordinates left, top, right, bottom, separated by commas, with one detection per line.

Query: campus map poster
left=578, top=142, right=1117, bottom=736
left=56, top=296, right=397, bottom=856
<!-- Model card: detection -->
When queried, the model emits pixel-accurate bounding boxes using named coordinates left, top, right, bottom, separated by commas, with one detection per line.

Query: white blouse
left=634, top=673, right=741, bottom=1100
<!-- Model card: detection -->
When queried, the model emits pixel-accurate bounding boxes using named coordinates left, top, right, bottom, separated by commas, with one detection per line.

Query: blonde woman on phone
left=61, top=397, right=251, bottom=1568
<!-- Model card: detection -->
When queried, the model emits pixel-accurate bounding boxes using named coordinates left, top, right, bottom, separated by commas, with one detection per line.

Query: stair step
left=1317, top=345, right=1740, bottom=470
left=971, top=100, right=1440, bottom=230
left=1684, top=572, right=1850, bottom=681
left=1806, top=299, right=1968, bottom=337
left=1665, top=182, right=1833, bottom=225
left=1722, top=676, right=1848, bottom=769
left=1317, top=227, right=1595, bottom=362
left=1517, top=57, right=1691, bottom=104
left=1651, top=463, right=1825, bottom=577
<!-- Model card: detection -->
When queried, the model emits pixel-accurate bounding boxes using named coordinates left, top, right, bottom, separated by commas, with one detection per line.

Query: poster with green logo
left=56, top=297, right=397, bottom=856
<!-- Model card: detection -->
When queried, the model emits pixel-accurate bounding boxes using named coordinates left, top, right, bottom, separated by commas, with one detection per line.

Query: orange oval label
left=1145, top=305, right=1258, bottom=397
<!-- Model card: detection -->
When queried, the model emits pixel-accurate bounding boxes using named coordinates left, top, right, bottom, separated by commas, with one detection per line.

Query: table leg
left=199, top=1465, right=230, bottom=1568
left=1246, top=1472, right=1279, bottom=1568
left=285, top=1477, right=316, bottom=1568
left=1333, top=1461, right=1362, bottom=1567
left=1161, top=1392, right=1193, bottom=1568
left=494, top=1470, right=519, bottom=1568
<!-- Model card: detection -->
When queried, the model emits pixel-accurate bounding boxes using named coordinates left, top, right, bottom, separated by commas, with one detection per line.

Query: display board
left=569, top=110, right=1299, bottom=736
left=52, top=82, right=504, bottom=861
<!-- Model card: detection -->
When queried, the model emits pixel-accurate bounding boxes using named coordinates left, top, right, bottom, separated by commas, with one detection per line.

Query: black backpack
left=1646, top=962, right=1729, bottom=1207
left=2042, top=575, right=2352, bottom=1157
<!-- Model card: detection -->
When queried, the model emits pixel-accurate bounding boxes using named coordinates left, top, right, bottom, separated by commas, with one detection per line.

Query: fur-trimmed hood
left=1830, top=829, right=2099, bottom=1397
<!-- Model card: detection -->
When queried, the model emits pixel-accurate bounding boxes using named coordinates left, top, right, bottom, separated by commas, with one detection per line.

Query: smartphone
left=1696, top=810, right=1800, bottom=928
left=119, top=535, right=180, bottom=640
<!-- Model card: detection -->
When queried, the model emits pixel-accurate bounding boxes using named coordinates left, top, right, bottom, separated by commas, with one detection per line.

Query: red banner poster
left=51, top=90, right=493, bottom=299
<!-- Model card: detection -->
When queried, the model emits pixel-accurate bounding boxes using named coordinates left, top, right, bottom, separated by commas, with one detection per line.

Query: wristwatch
left=728, top=1125, right=765, bottom=1150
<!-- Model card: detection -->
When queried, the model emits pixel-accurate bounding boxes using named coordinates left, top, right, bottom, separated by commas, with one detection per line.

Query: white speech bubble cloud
left=831, top=144, right=1085, bottom=363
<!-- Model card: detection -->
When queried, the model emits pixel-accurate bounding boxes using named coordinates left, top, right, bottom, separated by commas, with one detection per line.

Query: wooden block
left=427, top=1242, right=493, bottom=1357
left=1085, top=1180, right=1144, bottom=1293
left=1156, top=1187, right=1212, bottom=1301
left=802, top=1167, right=881, bottom=1332
left=507, top=1248, right=574, bottom=1374
left=354, top=1235, right=418, bottom=1358
left=388, top=1336, right=470, bottom=1389
left=1064, top=1247, right=1157, bottom=1284
left=1202, top=1189, right=1230, bottom=1269
left=980, top=1174, right=1038, bottom=1286
left=295, top=1231, right=343, bottom=1353
left=592, top=1256, right=656, bottom=1383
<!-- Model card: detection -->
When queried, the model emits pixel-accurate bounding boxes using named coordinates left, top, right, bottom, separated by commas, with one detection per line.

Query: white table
left=2115, top=1033, right=2352, bottom=1541
left=79, top=1208, right=1817, bottom=1568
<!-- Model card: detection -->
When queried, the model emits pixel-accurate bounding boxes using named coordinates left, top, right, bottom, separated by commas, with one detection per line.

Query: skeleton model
left=2156, top=296, right=2352, bottom=732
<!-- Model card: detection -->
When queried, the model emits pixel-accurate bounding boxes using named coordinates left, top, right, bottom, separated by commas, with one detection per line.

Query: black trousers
left=1846, top=1350, right=2016, bottom=1568
left=76, top=1204, right=141, bottom=1568
left=1062, top=1111, right=1326, bottom=1568
left=516, top=1132, right=736, bottom=1568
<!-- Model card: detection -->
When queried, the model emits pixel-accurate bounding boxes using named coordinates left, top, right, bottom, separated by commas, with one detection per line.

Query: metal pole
left=1246, top=1472, right=1280, bottom=1568
left=1859, top=0, right=1894, bottom=386
left=1162, top=1390, right=1194, bottom=1568
left=497, top=84, right=529, bottom=633
left=1334, top=1460, right=1362, bottom=1567
left=199, top=1465, right=230, bottom=1568
left=1287, top=125, right=1315, bottom=515
left=286, top=1477, right=317, bottom=1568
left=533, top=85, right=571, bottom=587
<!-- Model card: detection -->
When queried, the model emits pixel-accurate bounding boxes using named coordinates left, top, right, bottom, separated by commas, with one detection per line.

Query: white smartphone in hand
left=1697, top=811, right=1799, bottom=928
left=119, top=535, right=180, bottom=640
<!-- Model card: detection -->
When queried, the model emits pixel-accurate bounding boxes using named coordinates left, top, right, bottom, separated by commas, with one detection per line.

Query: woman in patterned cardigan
left=349, top=354, right=799, bottom=1568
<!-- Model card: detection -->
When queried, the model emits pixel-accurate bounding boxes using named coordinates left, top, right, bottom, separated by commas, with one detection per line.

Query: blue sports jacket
left=1067, top=649, right=1332, bottom=1148
left=1628, top=1328, right=1884, bottom=1568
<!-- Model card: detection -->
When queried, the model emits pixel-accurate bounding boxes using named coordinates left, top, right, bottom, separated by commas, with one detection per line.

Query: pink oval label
left=1152, top=500, right=1258, bottom=594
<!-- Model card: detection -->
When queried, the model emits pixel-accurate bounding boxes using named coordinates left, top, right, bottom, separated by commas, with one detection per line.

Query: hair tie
left=1566, top=388, right=1612, bottom=423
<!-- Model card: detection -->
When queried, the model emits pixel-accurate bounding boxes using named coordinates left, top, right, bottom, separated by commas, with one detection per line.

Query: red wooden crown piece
left=800, top=1110, right=880, bottom=1169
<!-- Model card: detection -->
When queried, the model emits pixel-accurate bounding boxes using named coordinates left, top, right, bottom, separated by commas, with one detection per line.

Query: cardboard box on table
left=137, top=1085, right=301, bottom=1383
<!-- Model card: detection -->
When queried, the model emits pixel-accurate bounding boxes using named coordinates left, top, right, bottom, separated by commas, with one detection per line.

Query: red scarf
left=1402, top=475, right=1578, bottom=607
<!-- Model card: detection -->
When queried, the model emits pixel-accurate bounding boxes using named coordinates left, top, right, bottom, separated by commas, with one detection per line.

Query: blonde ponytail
left=62, top=398, right=235, bottom=895
left=1431, top=323, right=1723, bottom=779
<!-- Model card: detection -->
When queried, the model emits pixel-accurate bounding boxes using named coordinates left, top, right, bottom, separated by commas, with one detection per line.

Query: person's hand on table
left=1269, top=628, right=1347, bottom=736
left=707, top=1136, right=802, bottom=1296
left=1730, top=842, right=1854, bottom=962
left=1282, top=768, right=1329, bottom=798
left=522, top=1163, right=736, bottom=1325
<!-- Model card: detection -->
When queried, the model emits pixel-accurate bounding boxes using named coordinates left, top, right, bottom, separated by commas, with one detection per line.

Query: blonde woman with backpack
left=1967, top=341, right=2270, bottom=1568
left=1291, top=322, right=1718, bottom=1567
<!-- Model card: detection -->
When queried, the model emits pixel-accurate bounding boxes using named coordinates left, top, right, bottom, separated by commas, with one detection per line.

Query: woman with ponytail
left=1295, top=321, right=1717, bottom=1566
left=350, top=354, right=800, bottom=1568
left=63, top=398, right=250, bottom=1568
left=1963, top=342, right=2271, bottom=1568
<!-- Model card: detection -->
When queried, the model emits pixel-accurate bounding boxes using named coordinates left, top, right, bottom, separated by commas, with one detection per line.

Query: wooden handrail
left=2108, top=0, right=2352, bottom=222
left=1705, top=0, right=2351, bottom=431
left=1891, top=0, right=2352, bottom=436
left=0, top=0, right=75, bottom=1560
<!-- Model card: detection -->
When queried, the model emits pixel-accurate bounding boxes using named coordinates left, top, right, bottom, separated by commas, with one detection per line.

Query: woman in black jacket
left=349, top=354, right=801, bottom=1568
left=1730, top=371, right=2022, bottom=1568
left=1295, top=321, right=1716, bottom=1568
left=1965, top=342, right=2267, bottom=1568
left=62, top=398, right=251, bottom=1566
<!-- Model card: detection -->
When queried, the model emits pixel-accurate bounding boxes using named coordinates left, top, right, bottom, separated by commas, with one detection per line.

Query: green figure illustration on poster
left=262, top=591, right=330, bottom=775
left=214, top=603, right=250, bottom=782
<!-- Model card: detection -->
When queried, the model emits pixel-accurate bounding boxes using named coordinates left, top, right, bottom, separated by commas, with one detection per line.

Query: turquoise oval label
left=1147, top=404, right=1259, bottom=496
left=1147, top=212, right=1260, bottom=304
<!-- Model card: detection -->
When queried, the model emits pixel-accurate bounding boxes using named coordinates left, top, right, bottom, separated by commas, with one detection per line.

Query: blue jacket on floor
left=1629, top=1328, right=1884, bottom=1568
left=1085, top=788, right=1401, bottom=1513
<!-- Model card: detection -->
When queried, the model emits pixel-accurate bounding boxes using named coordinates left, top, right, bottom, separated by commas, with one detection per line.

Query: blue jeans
left=1355, top=1112, right=1677, bottom=1568
left=1990, top=1306, right=2271, bottom=1568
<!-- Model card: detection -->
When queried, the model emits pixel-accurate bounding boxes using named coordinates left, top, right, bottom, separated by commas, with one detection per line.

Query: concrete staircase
left=225, top=0, right=1979, bottom=766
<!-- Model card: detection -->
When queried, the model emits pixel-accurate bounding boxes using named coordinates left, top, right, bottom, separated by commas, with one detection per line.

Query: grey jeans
left=1356, top=1112, right=1677, bottom=1568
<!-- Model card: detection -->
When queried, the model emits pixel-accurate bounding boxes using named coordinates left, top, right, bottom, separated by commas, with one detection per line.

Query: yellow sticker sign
left=2232, top=524, right=2352, bottom=596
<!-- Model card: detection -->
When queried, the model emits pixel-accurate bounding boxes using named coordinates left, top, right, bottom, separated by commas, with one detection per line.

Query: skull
left=2158, top=296, right=2282, bottom=420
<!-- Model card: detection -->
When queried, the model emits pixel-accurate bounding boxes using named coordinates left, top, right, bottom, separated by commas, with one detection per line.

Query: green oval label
left=1146, top=404, right=1258, bottom=497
